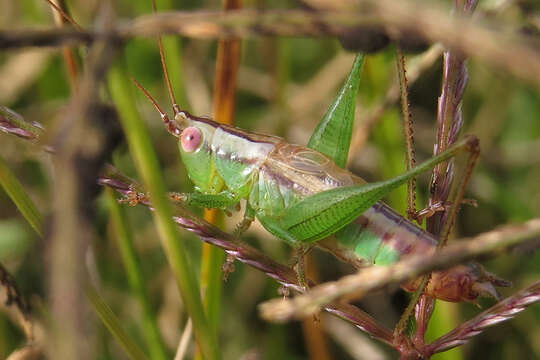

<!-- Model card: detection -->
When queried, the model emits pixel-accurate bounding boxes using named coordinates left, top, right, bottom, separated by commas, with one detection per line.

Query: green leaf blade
left=86, top=284, right=150, bottom=360
left=0, top=154, right=43, bottom=236
left=108, top=62, right=220, bottom=360
left=106, top=189, right=169, bottom=360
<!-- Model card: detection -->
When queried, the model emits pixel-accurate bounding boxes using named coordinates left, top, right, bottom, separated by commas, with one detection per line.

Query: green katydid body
left=174, top=112, right=504, bottom=302
left=125, top=49, right=506, bottom=303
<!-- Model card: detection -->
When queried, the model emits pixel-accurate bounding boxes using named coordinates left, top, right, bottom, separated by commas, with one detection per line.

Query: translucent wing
left=266, top=143, right=358, bottom=195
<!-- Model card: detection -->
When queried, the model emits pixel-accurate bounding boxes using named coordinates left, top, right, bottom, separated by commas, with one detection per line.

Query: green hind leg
left=171, top=191, right=239, bottom=210
left=278, top=136, right=479, bottom=244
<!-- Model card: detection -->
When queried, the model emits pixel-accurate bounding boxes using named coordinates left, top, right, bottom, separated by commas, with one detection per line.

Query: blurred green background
left=0, top=0, right=539, bottom=359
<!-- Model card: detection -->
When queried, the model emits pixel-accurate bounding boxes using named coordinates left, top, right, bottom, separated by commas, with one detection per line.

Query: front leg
left=171, top=191, right=240, bottom=210
left=120, top=188, right=240, bottom=210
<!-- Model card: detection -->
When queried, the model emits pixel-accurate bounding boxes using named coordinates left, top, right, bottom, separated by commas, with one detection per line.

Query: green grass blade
left=86, top=283, right=150, bottom=360
left=106, top=189, right=169, bottom=360
left=1, top=112, right=152, bottom=359
left=0, top=154, right=43, bottom=236
left=308, top=53, right=365, bottom=168
left=108, top=62, right=220, bottom=360
left=201, top=233, right=225, bottom=331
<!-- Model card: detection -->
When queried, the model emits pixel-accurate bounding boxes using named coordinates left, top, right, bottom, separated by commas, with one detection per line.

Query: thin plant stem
left=349, top=44, right=444, bottom=155
left=393, top=135, right=480, bottom=339
left=86, top=283, right=150, bottom=360
left=2, top=4, right=540, bottom=88
left=411, top=0, right=479, bottom=347
left=99, top=167, right=394, bottom=346
left=106, top=189, right=169, bottom=360
left=108, top=62, right=220, bottom=360
left=258, top=217, right=540, bottom=322
left=47, top=0, right=80, bottom=91
left=0, top=104, right=181, bottom=360
left=395, top=47, right=417, bottom=220
left=200, top=0, right=242, bottom=345
left=174, top=319, right=193, bottom=360
left=425, top=281, right=540, bottom=356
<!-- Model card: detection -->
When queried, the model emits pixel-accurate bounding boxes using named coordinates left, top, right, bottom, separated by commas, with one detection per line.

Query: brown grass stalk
left=258, top=218, right=540, bottom=321
left=0, top=4, right=539, bottom=88
left=426, top=280, right=540, bottom=356
left=46, top=6, right=121, bottom=358
left=98, top=168, right=394, bottom=346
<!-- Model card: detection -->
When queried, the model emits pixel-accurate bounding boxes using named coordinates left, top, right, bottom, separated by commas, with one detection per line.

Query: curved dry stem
left=409, top=0, right=478, bottom=345
left=395, top=48, right=417, bottom=220
left=1, top=3, right=539, bottom=87
left=99, top=167, right=394, bottom=346
left=258, top=218, right=540, bottom=322
left=348, top=44, right=444, bottom=155
left=48, top=34, right=121, bottom=359
left=425, top=280, right=540, bottom=356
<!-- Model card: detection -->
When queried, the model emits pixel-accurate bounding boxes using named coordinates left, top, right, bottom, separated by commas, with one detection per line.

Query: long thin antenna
left=45, top=0, right=83, bottom=31
left=152, top=0, right=181, bottom=116
left=130, top=76, right=182, bottom=137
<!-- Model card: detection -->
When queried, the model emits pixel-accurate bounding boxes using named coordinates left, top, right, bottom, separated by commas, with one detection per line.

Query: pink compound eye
left=180, top=127, right=202, bottom=153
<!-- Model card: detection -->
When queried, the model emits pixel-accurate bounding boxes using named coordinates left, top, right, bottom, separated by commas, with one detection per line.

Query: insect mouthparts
left=175, top=111, right=188, bottom=126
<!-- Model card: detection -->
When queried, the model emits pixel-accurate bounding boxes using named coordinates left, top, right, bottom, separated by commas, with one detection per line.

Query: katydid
left=128, top=50, right=509, bottom=303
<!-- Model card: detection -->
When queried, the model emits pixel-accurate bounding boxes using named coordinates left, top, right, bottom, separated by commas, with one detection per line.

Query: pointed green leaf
left=307, top=53, right=365, bottom=168
left=106, top=189, right=169, bottom=360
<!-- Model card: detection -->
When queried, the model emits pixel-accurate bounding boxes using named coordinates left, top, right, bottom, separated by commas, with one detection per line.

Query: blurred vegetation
left=0, top=0, right=539, bottom=359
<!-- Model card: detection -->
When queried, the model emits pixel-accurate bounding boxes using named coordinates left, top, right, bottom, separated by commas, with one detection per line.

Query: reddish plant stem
left=98, top=168, right=395, bottom=346
left=47, top=0, right=80, bottom=91
left=415, top=0, right=479, bottom=349
left=395, top=48, right=417, bottom=220
left=425, top=281, right=540, bottom=357
left=197, top=2, right=243, bottom=357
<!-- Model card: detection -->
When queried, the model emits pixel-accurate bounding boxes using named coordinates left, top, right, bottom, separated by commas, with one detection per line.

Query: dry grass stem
left=407, top=0, right=478, bottom=344
left=1, top=3, right=539, bottom=87
left=99, top=169, right=394, bottom=345
left=323, top=315, right=387, bottom=360
left=259, top=218, right=540, bottom=322
left=47, top=8, right=121, bottom=358
left=174, top=318, right=193, bottom=360
left=426, top=280, right=540, bottom=356
left=348, top=44, right=444, bottom=155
